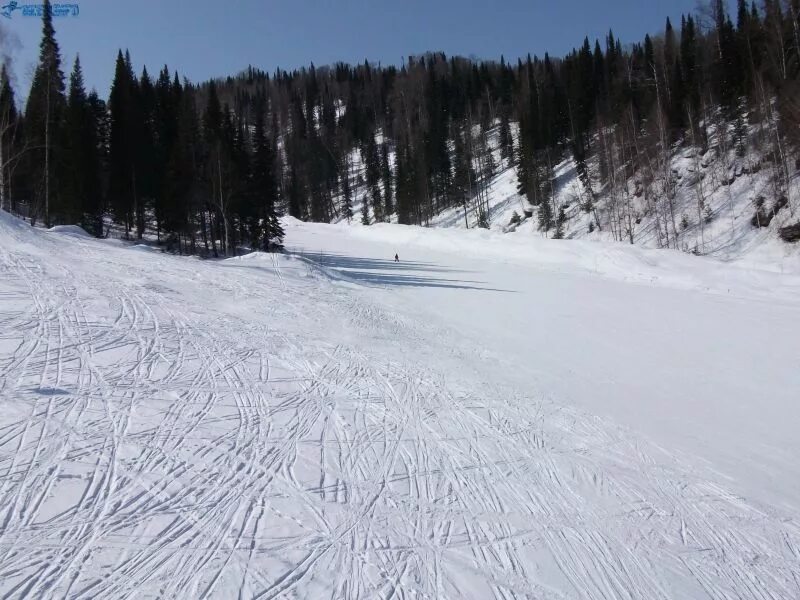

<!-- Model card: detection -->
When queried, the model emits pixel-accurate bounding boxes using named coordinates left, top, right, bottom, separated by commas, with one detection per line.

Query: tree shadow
left=289, top=251, right=515, bottom=292
left=31, top=387, right=71, bottom=396
left=294, top=251, right=472, bottom=274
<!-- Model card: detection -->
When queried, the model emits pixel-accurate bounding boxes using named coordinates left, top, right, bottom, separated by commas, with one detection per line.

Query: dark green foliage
left=108, top=50, right=138, bottom=235
left=7, top=0, right=800, bottom=255
left=250, top=103, right=283, bottom=249
left=360, top=194, right=370, bottom=225
left=24, top=0, right=66, bottom=227
left=0, top=65, right=22, bottom=213
left=63, top=56, right=103, bottom=235
left=363, top=137, right=383, bottom=222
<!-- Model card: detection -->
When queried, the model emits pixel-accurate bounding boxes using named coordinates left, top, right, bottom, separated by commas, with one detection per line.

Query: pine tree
left=137, top=66, right=157, bottom=235
left=363, top=137, right=383, bottom=221
left=202, top=80, right=234, bottom=255
left=164, top=76, right=201, bottom=252
left=498, top=109, right=513, bottom=166
left=680, top=15, right=701, bottom=126
left=341, top=152, right=353, bottom=222
left=424, top=66, right=452, bottom=210
left=4, top=1, right=797, bottom=253
left=452, top=125, right=472, bottom=226
left=64, top=56, right=102, bottom=234
left=87, top=91, right=108, bottom=221
left=711, top=0, right=740, bottom=112
left=285, top=93, right=307, bottom=219
left=153, top=66, right=176, bottom=237
left=0, top=65, right=20, bottom=213
left=109, top=50, right=136, bottom=235
left=251, top=104, right=283, bottom=250
left=360, top=193, right=370, bottom=225
left=663, top=17, right=685, bottom=132
left=25, top=0, right=66, bottom=227
left=394, top=141, right=414, bottom=225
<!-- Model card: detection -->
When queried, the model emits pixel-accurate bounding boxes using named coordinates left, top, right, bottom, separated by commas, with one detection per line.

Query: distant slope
left=337, top=121, right=800, bottom=266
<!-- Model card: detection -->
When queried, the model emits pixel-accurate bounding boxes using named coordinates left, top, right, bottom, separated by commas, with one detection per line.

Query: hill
left=2, top=208, right=800, bottom=596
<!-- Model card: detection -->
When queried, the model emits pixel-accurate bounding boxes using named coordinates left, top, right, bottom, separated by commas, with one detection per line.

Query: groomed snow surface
left=1, top=210, right=799, bottom=599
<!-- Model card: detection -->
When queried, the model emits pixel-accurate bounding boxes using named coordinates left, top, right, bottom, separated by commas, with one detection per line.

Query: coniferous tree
left=680, top=15, right=701, bottom=125
left=109, top=50, right=136, bottom=235
left=0, top=65, right=20, bottom=213
left=363, top=137, right=383, bottom=221
left=452, top=124, right=472, bottom=226
left=25, top=0, right=66, bottom=227
left=711, top=0, right=740, bottom=112
left=341, top=151, right=353, bottom=222
left=2, top=2, right=798, bottom=254
left=662, top=17, right=684, bottom=132
left=164, top=76, right=202, bottom=252
left=202, top=80, right=235, bottom=255
left=153, top=66, right=176, bottom=237
left=498, top=109, right=513, bottom=166
left=251, top=103, right=283, bottom=249
left=87, top=91, right=109, bottom=221
left=360, top=193, right=370, bottom=225
left=137, top=66, right=157, bottom=235
left=64, top=56, right=103, bottom=234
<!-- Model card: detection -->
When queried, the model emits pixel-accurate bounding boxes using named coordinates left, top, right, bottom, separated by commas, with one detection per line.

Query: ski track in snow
left=1, top=214, right=799, bottom=599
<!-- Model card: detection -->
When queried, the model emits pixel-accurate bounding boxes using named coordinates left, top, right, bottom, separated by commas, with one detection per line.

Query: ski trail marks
left=0, top=220, right=799, bottom=598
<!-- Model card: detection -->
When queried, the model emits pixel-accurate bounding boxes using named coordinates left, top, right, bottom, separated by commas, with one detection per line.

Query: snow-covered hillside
left=1, top=209, right=800, bottom=598
left=343, top=122, right=800, bottom=266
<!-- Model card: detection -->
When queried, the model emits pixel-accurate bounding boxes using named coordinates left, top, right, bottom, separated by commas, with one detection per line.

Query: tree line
left=2, top=0, right=799, bottom=254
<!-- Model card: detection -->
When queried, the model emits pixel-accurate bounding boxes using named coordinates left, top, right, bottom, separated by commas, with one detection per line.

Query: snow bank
left=48, top=224, right=92, bottom=237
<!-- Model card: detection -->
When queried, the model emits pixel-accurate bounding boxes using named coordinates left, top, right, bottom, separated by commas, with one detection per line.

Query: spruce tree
left=341, top=153, right=353, bottom=222
left=87, top=90, right=108, bottom=233
left=360, top=194, right=370, bottom=225
left=203, top=81, right=234, bottom=254
left=680, top=15, right=700, bottom=124
left=64, top=56, right=102, bottom=234
left=711, top=1, right=740, bottom=112
left=251, top=104, right=283, bottom=250
left=6, top=1, right=795, bottom=250
left=137, top=66, right=157, bottom=235
left=164, top=76, right=200, bottom=251
left=25, top=0, right=66, bottom=227
left=498, top=109, right=513, bottom=166
left=109, top=50, right=136, bottom=235
left=153, top=66, right=176, bottom=237
left=364, top=137, right=383, bottom=221
left=0, top=65, right=19, bottom=212
left=452, top=125, right=472, bottom=226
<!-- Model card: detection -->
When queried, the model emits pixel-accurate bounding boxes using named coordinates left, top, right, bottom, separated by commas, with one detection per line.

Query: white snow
left=1, top=209, right=799, bottom=598
left=47, top=224, right=93, bottom=238
left=337, top=121, right=800, bottom=271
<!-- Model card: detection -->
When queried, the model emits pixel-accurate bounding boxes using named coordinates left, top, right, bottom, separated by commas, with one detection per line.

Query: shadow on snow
left=288, top=250, right=515, bottom=292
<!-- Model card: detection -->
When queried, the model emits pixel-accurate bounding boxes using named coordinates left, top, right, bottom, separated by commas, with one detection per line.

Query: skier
left=394, top=253, right=399, bottom=262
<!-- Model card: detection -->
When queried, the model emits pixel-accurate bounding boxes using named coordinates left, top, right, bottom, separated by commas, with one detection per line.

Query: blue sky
left=2, top=0, right=730, bottom=99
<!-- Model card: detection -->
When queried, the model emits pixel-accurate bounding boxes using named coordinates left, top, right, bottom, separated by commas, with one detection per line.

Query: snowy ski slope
left=1, top=210, right=799, bottom=598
